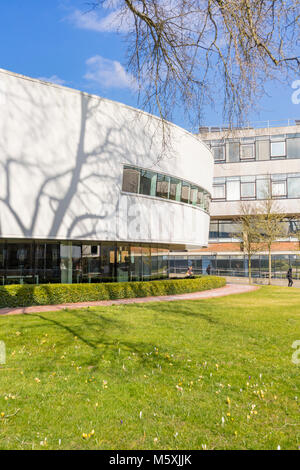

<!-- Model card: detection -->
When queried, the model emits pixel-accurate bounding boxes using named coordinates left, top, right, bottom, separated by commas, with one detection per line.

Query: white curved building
left=0, top=68, right=213, bottom=284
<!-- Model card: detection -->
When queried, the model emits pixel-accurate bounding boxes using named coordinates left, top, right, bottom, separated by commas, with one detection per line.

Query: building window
left=287, top=137, right=300, bottom=159
left=122, top=166, right=140, bottom=193
left=181, top=182, right=190, bottom=204
left=169, top=178, right=181, bottom=201
left=212, top=184, right=225, bottom=200
left=240, top=144, right=255, bottom=160
left=256, top=140, right=270, bottom=161
left=272, top=180, right=286, bottom=198
left=139, top=170, right=157, bottom=196
left=271, top=141, right=286, bottom=158
left=156, top=174, right=170, bottom=199
left=204, top=192, right=210, bottom=212
left=196, top=189, right=204, bottom=208
left=226, top=142, right=240, bottom=162
left=190, top=186, right=199, bottom=205
left=288, top=176, right=300, bottom=198
left=226, top=180, right=240, bottom=201
left=256, top=178, right=269, bottom=199
left=211, top=145, right=225, bottom=162
left=241, top=180, right=255, bottom=199
left=121, top=165, right=210, bottom=213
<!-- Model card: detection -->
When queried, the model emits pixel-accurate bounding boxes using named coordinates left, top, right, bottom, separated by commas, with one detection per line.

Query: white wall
left=0, top=69, right=213, bottom=247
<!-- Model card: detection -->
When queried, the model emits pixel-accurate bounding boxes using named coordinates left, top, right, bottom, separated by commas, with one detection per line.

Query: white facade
left=0, top=69, right=213, bottom=247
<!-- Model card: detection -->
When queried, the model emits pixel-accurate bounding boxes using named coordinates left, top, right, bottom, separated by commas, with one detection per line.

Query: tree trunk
left=248, top=255, right=252, bottom=285
left=268, top=245, right=272, bottom=285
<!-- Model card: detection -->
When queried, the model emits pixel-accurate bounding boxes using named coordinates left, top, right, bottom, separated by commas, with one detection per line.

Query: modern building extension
left=0, top=68, right=213, bottom=285
left=170, top=123, right=300, bottom=279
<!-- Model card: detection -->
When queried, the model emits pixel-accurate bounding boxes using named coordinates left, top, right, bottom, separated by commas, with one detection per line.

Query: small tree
left=257, top=194, right=285, bottom=285
left=236, top=202, right=262, bottom=285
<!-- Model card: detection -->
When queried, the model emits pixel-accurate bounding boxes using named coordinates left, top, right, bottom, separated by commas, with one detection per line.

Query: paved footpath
left=0, top=284, right=258, bottom=316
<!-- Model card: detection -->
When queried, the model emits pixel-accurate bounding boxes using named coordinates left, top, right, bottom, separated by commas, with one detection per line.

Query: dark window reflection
left=122, top=166, right=140, bottom=193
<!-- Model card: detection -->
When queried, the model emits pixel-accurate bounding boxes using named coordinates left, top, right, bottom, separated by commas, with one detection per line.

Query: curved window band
left=122, top=165, right=211, bottom=213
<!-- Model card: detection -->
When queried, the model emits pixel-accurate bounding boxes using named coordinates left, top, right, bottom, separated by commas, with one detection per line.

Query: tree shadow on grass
left=131, top=301, right=220, bottom=325
left=25, top=308, right=177, bottom=370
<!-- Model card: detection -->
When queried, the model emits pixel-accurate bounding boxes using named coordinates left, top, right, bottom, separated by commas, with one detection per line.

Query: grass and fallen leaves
left=0, top=285, right=299, bottom=449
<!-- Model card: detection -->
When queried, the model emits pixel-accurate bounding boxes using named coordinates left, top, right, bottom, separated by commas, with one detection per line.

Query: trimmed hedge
left=0, top=276, right=226, bottom=308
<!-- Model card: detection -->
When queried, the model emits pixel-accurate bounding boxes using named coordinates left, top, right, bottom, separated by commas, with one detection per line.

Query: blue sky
left=0, top=0, right=299, bottom=131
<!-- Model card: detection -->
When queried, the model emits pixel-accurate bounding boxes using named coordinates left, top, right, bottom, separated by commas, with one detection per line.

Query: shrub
left=0, top=276, right=226, bottom=308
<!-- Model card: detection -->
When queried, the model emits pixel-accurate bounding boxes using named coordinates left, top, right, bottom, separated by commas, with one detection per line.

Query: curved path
left=0, top=284, right=259, bottom=316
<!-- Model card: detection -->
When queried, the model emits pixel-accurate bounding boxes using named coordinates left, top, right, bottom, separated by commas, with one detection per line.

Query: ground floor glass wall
left=0, top=240, right=169, bottom=285
left=169, top=254, right=300, bottom=279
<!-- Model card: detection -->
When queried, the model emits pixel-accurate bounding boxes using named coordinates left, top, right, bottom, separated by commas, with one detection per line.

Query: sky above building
left=0, top=0, right=299, bottom=131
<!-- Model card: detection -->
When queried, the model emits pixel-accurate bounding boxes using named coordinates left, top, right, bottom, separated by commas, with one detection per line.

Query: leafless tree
left=236, top=202, right=261, bottom=284
left=257, top=190, right=286, bottom=285
left=88, top=0, right=300, bottom=127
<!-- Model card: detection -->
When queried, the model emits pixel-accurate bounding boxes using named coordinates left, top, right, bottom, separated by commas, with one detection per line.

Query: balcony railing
left=197, top=119, right=300, bottom=134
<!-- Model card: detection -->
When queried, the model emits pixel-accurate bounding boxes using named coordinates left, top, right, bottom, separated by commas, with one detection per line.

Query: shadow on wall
left=0, top=78, right=171, bottom=241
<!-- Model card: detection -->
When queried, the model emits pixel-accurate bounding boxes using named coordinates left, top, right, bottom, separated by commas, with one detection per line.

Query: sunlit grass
left=0, top=285, right=299, bottom=449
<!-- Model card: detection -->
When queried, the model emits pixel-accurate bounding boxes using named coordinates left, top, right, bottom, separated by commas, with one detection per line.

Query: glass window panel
left=213, top=184, right=225, bottom=199
left=257, top=178, right=269, bottom=199
left=204, top=192, right=210, bottom=212
left=181, top=182, right=190, bottom=204
left=169, top=178, right=181, bottom=201
left=0, top=242, right=6, bottom=278
left=190, top=186, right=198, bottom=205
left=240, top=144, right=254, bottom=160
left=214, top=177, right=225, bottom=184
left=272, top=181, right=286, bottom=197
left=6, top=242, right=34, bottom=284
left=150, top=246, right=159, bottom=280
left=101, top=244, right=116, bottom=282
left=81, top=244, right=101, bottom=283
left=72, top=244, right=82, bottom=283
left=256, top=140, right=270, bottom=160
left=212, top=146, right=225, bottom=161
left=287, top=219, right=300, bottom=234
left=241, top=182, right=255, bottom=198
left=271, top=141, right=286, bottom=157
left=287, top=137, right=300, bottom=159
left=226, top=142, right=240, bottom=162
left=218, top=221, right=241, bottom=239
left=241, top=175, right=255, bottom=182
left=35, top=242, right=60, bottom=284
left=141, top=246, right=152, bottom=281
left=270, top=134, right=286, bottom=141
left=157, top=247, right=169, bottom=279
left=209, top=221, right=218, bottom=238
left=116, top=245, right=130, bottom=282
left=139, top=170, right=157, bottom=196
left=288, top=176, right=300, bottom=198
left=122, top=166, right=139, bottom=193
left=156, top=174, right=170, bottom=199
left=130, top=245, right=142, bottom=281
left=196, top=189, right=204, bottom=208
left=226, top=180, right=240, bottom=201
left=271, top=173, right=286, bottom=181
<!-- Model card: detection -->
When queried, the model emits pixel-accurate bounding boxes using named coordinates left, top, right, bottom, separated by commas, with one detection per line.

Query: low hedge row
left=0, top=276, right=226, bottom=308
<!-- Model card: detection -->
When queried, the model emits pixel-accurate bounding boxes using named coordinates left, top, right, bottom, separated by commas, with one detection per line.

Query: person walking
left=206, top=264, right=211, bottom=275
left=287, top=267, right=293, bottom=287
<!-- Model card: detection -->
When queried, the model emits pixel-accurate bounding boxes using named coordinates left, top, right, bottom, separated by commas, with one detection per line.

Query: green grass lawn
left=0, top=285, right=299, bottom=450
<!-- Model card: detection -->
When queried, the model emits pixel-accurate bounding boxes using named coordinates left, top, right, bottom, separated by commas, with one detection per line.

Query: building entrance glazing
left=0, top=240, right=169, bottom=285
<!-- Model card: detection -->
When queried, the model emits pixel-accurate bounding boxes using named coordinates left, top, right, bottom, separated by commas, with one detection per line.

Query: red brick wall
left=189, top=241, right=299, bottom=253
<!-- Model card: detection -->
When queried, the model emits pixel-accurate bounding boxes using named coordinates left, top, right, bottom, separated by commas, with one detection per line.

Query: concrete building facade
left=170, top=123, right=300, bottom=279
left=0, top=69, right=213, bottom=285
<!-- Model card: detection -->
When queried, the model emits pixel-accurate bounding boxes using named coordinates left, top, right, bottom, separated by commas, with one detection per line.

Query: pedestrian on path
left=287, top=267, right=293, bottom=287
